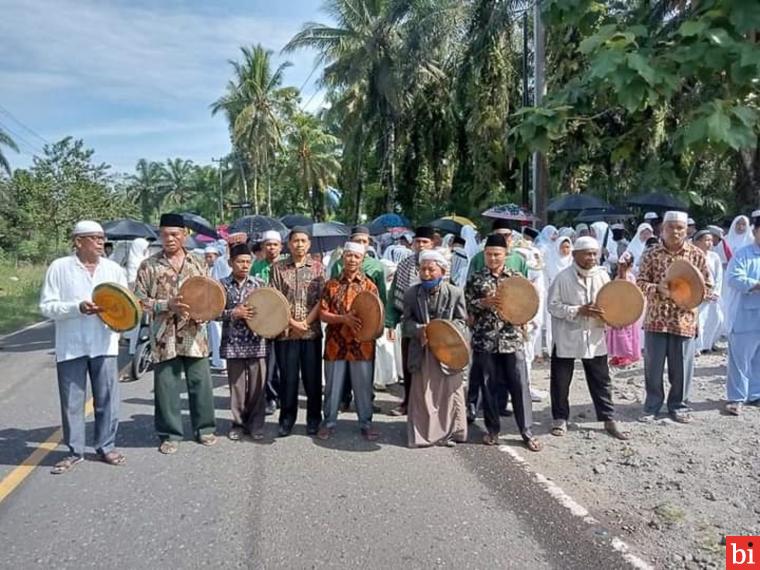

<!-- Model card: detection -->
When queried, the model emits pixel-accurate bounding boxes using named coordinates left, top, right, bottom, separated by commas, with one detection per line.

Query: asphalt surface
left=0, top=323, right=646, bottom=569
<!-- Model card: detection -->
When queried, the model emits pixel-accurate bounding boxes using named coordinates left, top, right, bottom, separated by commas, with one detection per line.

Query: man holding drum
left=318, top=242, right=381, bottom=441
left=40, top=220, right=128, bottom=474
left=637, top=211, right=712, bottom=424
left=547, top=236, right=629, bottom=440
left=134, top=213, right=217, bottom=454
left=270, top=226, right=325, bottom=437
left=218, top=243, right=269, bottom=440
left=465, top=234, right=542, bottom=452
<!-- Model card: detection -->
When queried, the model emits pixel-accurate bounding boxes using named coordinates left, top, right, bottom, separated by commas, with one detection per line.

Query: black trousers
left=477, top=351, right=533, bottom=439
left=265, top=347, right=280, bottom=405
left=550, top=350, right=615, bottom=422
left=468, top=357, right=509, bottom=413
left=401, top=337, right=412, bottom=408
left=275, top=339, right=322, bottom=431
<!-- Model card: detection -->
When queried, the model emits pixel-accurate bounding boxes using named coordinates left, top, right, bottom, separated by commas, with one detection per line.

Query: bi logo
left=727, top=537, right=758, bottom=569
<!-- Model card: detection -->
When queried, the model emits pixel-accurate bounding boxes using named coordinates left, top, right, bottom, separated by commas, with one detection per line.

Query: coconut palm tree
left=128, top=159, right=166, bottom=222
left=0, top=127, right=19, bottom=176
left=160, top=158, right=196, bottom=207
left=211, top=45, right=297, bottom=215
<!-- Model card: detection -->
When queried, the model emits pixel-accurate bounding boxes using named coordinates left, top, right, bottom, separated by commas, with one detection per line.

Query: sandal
left=98, top=451, right=126, bottom=466
left=198, top=434, right=217, bottom=446
left=158, top=441, right=179, bottom=455
left=317, top=426, right=333, bottom=441
left=388, top=405, right=406, bottom=417
left=523, top=437, right=543, bottom=452
left=50, top=455, right=84, bottom=475
left=228, top=428, right=243, bottom=441
left=550, top=421, right=567, bottom=437
left=251, top=432, right=265, bottom=441
left=361, top=427, right=380, bottom=442
left=482, top=433, right=499, bottom=446
left=725, top=402, right=743, bottom=416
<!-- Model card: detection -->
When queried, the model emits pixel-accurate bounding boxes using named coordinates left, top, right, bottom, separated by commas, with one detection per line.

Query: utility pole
left=211, top=157, right=224, bottom=224
left=521, top=10, right=530, bottom=210
left=533, top=0, right=549, bottom=224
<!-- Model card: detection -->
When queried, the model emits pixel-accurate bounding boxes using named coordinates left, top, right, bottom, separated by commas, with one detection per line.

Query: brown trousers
left=226, top=357, right=267, bottom=434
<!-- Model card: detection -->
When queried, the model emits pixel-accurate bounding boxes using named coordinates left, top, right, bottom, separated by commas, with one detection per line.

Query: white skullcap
left=72, top=220, right=104, bottom=236
left=204, top=245, right=219, bottom=255
left=419, top=250, right=449, bottom=270
left=644, top=212, right=659, bottom=221
left=611, top=223, right=625, bottom=230
left=573, top=236, right=599, bottom=251
left=751, top=209, right=760, bottom=219
left=687, top=217, right=696, bottom=225
left=343, top=241, right=365, bottom=255
left=663, top=211, right=688, bottom=223
left=706, top=225, right=724, bottom=237
left=261, top=230, right=281, bottom=243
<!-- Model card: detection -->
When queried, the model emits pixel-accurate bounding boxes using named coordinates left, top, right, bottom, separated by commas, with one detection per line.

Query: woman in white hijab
left=543, top=236, right=574, bottom=356
left=726, top=215, right=753, bottom=254
left=461, top=225, right=480, bottom=261
left=624, top=223, right=654, bottom=274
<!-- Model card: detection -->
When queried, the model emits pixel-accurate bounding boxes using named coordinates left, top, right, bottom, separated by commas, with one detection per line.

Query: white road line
left=0, top=319, right=51, bottom=342
left=498, top=445, right=654, bottom=570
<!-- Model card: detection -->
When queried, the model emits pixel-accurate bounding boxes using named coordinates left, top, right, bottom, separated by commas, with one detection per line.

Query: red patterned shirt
left=636, top=242, right=712, bottom=338
left=320, top=272, right=378, bottom=361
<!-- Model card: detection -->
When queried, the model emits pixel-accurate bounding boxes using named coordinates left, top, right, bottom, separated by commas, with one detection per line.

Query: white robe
left=696, top=250, right=724, bottom=352
left=542, top=237, right=573, bottom=356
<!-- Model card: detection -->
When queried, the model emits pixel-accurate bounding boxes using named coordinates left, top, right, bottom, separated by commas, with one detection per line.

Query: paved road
left=0, top=323, right=645, bottom=569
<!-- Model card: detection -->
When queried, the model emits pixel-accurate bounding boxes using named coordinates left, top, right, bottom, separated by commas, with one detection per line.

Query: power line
left=0, top=119, right=44, bottom=156
left=0, top=103, right=49, bottom=146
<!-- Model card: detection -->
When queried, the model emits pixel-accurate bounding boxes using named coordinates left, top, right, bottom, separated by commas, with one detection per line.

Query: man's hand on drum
left=232, top=305, right=256, bottom=320
left=168, top=295, right=190, bottom=316
left=343, top=312, right=362, bottom=333
left=79, top=301, right=103, bottom=315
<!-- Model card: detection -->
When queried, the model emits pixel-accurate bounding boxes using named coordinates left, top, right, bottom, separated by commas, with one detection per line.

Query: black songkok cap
left=485, top=234, right=508, bottom=248
left=452, top=236, right=466, bottom=246
left=523, top=227, right=539, bottom=240
left=289, top=225, right=311, bottom=239
left=492, top=218, right=512, bottom=231
left=229, top=243, right=251, bottom=259
left=414, top=226, right=436, bottom=240
left=351, top=225, right=370, bottom=236
left=159, top=213, right=185, bottom=228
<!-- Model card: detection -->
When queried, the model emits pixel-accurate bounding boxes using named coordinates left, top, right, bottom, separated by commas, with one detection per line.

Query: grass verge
left=0, top=263, right=46, bottom=335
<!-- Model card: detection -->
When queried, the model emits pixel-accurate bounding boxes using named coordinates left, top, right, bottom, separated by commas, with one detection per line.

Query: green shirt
left=330, top=256, right=388, bottom=305
left=466, top=250, right=528, bottom=280
left=251, top=258, right=275, bottom=283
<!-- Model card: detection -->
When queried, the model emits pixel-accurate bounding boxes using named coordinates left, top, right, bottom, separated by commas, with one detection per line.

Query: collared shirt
left=547, top=264, right=610, bottom=359
left=134, top=250, right=210, bottom=362
left=39, top=255, right=127, bottom=362
left=637, top=242, right=712, bottom=338
left=467, top=250, right=529, bottom=279
left=218, top=274, right=267, bottom=359
left=270, top=256, right=325, bottom=340
left=251, top=257, right=279, bottom=283
left=726, top=242, right=760, bottom=334
left=330, top=256, right=388, bottom=304
left=465, top=266, right=524, bottom=354
left=321, top=272, right=378, bottom=361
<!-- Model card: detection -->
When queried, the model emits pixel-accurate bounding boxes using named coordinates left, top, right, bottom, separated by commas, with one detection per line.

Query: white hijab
left=535, top=225, right=558, bottom=253
left=126, top=238, right=150, bottom=284
left=546, top=236, right=573, bottom=283
left=726, top=215, right=752, bottom=254
left=461, top=225, right=480, bottom=259
left=625, top=223, right=653, bottom=265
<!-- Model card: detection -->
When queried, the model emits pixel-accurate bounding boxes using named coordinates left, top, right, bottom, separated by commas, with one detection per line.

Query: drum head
left=178, top=276, right=226, bottom=321
left=496, top=276, right=539, bottom=325
left=426, top=319, right=470, bottom=369
left=245, top=287, right=290, bottom=338
left=596, top=280, right=645, bottom=328
left=350, top=291, right=384, bottom=342
left=92, top=282, right=142, bottom=332
left=666, top=259, right=705, bottom=310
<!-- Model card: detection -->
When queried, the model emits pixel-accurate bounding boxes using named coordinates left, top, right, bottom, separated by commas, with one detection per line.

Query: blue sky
left=0, top=0, right=327, bottom=174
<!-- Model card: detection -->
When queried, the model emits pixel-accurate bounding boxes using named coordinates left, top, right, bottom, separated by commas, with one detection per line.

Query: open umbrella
left=103, top=219, right=158, bottom=241
left=443, top=215, right=476, bottom=227
left=429, top=217, right=474, bottom=235
left=180, top=212, right=220, bottom=239
left=574, top=206, right=634, bottom=223
left=626, top=191, right=688, bottom=211
left=368, top=213, right=410, bottom=235
left=229, top=215, right=287, bottom=240
left=280, top=214, right=314, bottom=228
left=547, top=194, right=611, bottom=212
left=306, top=222, right=350, bottom=254
left=482, top=204, right=538, bottom=222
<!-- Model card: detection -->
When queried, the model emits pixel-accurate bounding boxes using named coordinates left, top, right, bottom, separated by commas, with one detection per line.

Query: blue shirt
left=727, top=242, right=760, bottom=333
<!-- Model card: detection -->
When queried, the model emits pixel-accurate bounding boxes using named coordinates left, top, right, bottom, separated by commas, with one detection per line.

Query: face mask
left=421, top=277, right=443, bottom=290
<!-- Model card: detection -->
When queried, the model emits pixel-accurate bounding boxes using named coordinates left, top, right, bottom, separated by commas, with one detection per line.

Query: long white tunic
left=697, top=250, right=724, bottom=351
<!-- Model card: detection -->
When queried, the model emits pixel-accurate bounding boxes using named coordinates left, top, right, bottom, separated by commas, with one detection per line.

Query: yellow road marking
left=0, top=398, right=94, bottom=503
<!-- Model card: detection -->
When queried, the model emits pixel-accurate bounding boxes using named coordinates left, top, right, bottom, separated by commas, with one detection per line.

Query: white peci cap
left=72, top=220, right=104, bottom=236
left=261, top=230, right=282, bottom=243
left=663, top=211, right=688, bottom=224
left=573, top=236, right=599, bottom=251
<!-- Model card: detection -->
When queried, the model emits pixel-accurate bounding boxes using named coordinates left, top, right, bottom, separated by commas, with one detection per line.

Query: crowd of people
left=38, top=208, right=760, bottom=474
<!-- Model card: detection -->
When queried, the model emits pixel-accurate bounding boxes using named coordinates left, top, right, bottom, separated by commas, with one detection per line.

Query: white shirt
left=548, top=264, right=610, bottom=359
left=39, top=254, right=128, bottom=362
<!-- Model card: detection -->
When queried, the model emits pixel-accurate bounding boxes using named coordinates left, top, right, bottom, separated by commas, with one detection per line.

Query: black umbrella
left=574, top=206, right=634, bottom=223
left=368, top=213, right=411, bottom=235
left=102, top=219, right=157, bottom=241
left=547, top=194, right=611, bottom=212
left=229, top=215, right=288, bottom=241
left=306, top=222, right=350, bottom=254
left=626, top=191, right=688, bottom=211
left=428, top=218, right=463, bottom=235
left=180, top=212, right=219, bottom=239
left=279, top=214, right=314, bottom=228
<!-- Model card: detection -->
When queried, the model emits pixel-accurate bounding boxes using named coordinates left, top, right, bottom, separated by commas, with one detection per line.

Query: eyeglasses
left=79, top=234, right=106, bottom=242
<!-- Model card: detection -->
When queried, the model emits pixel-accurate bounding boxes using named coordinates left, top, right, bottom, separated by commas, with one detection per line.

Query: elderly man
left=134, top=213, right=217, bottom=454
left=318, top=242, right=380, bottom=440
left=637, top=211, right=712, bottom=424
left=403, top=250, right=468, bottom=447
left=467, top=219, right=528, bottom=279
left=386, top=226, right=436, bottom=416
left=251, top=229, right=283, bottom=414
left=330, top=225, right=387, bottom=303
left=40, top=221, right=128, bottom=474
left=724, top=209, right=760, bottom=416
left=547, top=236, right=629, bottom=440
left=270, top=226, right=325, bottom=437
left=466, top=234, right=542, bottom=452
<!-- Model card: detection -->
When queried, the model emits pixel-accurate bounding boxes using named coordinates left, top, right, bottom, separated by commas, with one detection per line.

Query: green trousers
left=154, top=356, right=216, bottom=442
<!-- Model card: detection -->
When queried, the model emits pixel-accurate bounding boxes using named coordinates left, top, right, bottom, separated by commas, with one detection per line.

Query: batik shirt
left=637, top=242, right=712, bottom=338
left=321, top=272, right=378, bottom=361
left=134, top=250, right=209, bottom=363
left=465, top=266, right=524, bottom=354
left=219, top=275, right=267, bottom=359
left=270, top=257, right=325, bottom=340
